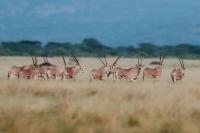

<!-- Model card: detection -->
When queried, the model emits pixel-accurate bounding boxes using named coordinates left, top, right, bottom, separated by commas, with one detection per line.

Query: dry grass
left=0, top=57, right=200, bottom=133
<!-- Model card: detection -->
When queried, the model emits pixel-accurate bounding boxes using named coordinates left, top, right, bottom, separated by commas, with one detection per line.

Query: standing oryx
left=8, top=56, right=37, bottom=79
left=171, top=58, right=186, bottom=83
left=18, top=56, right=55, bottom=80
left=90, top=56, right=121, bottom=80
left=63, top=54, right=83, bottom=80
left=113, top=57, right=144, bottom=81
left=18, top=66, right=38, bottom=79
left=90, top=56, right=109, bottom=80
left=143, top=56, right=165, bottom=80
left=18, top=56, right=44, bottom=80
left=36, top=56, right=55, bottom=79
left=46, top=55, right=83, bottom=80
left=46, top=57, right=66, bottom=80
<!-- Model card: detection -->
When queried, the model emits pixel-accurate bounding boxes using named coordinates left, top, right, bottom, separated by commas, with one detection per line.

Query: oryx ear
left=112, top=65, right=115, bottom=69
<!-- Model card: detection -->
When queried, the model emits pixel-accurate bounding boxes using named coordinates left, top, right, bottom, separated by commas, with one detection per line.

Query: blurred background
left=0, top=0, right=200, bottom=57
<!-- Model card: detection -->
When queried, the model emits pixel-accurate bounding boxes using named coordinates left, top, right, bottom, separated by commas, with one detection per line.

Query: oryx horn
left=113, top=55, right=121, bottom=66
left=98, top=57, right=106, bottom=66
left=62, top=56, right=67, bottom=68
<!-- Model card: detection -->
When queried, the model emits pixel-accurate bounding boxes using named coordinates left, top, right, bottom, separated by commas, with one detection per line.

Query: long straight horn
left=137, top=57, right=139, bottom=65
left=140, top=57, right=142, bottom=65
left=72, top=54, right=80, bottom=65
left=161, top=56, right=165, bottom=64
left=104, top=55, right=107, bottom=66
left=98, top=57, right=105, bottom=66
left=178, top=58, right=183, bottom=68
left=62, top=56, right=67, bottom=68
left=35, top=56, right=38, bottom=66
left=31, top=56, right=35, bottom=65
left=113, top=56, right=121, bottom=66
left=46, top=57, right=49, bottom=63
left=43, top=57, right=46, bottom=62
left=181, top=58, right=185, bottom=68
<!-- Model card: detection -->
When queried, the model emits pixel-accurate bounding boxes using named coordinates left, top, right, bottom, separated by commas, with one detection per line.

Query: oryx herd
left=8, top=55, right=83, bottom=80
left=7, top=55, right=186, bottom=83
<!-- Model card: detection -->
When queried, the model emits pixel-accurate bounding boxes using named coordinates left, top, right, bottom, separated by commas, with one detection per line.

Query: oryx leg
left=113, top=72, right=117, bottom=80
left=61, top=74, right=64, bottom=80
left=46, top=72, right=50, bottom=79
left=131, top=77, right=137, bottom=82
left=114, top=72, right=120, bottom=81
left=8, top=73, right=10, bottom=79
left=154, top=76, right=160, bottom=82
left=142, top=74, right=145, bottom=81
left=89, top=75, right=94, bottom=82
left=90, top=73, right=94, bottom=81
left=171, top=75, right=176, bottom=83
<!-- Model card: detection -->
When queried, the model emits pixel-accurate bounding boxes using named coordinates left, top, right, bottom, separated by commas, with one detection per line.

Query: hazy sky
left=1, top=0, right=200, bottom=46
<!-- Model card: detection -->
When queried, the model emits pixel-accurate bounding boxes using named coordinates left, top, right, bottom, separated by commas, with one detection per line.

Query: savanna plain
left=0, top=57, right=200, bottom=133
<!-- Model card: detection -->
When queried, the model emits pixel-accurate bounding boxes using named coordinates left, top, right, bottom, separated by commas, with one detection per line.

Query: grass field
left=0, top=57, right=200, bottom=133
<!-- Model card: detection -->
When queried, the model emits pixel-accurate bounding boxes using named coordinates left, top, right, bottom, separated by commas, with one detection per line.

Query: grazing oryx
left=171, top=58, right=186, bottom=83
left=113, top=57, right=144, bottom=81
left=8, top=57, right=37, bottom=79
left=149, top=61, right=160, bottom=65
left=90, top=56, right=109, bottom=80
left=63, top=55, right=83, bottom=80
left=143, top=56, right=165, bottom=80
left=90, top=56, right=121, bottom=80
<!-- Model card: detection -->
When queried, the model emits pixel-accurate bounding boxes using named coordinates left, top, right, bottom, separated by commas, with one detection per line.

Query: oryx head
left=64, top=54, right=83, bottom=73
left=108, top=56, right=121, bottom=77
left=178, top=57, right=185, bottom=70
left=136, top=57, right=144, bottom=72
left=71, top=54, right=83, bottom=72
left=98, top=55, right=121, bottom=77
left=178, top=57, right=186, bottom=76
left=159, top=55, right=165, bottom=67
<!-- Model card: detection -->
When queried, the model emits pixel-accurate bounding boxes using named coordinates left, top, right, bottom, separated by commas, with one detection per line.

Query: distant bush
left=1, top=38, right=200, bottom=58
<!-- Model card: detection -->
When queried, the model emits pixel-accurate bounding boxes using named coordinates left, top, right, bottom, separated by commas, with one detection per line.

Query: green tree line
left=0, top=38, right=200, bottom=58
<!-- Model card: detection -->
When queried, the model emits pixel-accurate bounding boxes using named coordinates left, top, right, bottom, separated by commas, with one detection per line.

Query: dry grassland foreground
left=0, top=57, right=200, bottom=133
